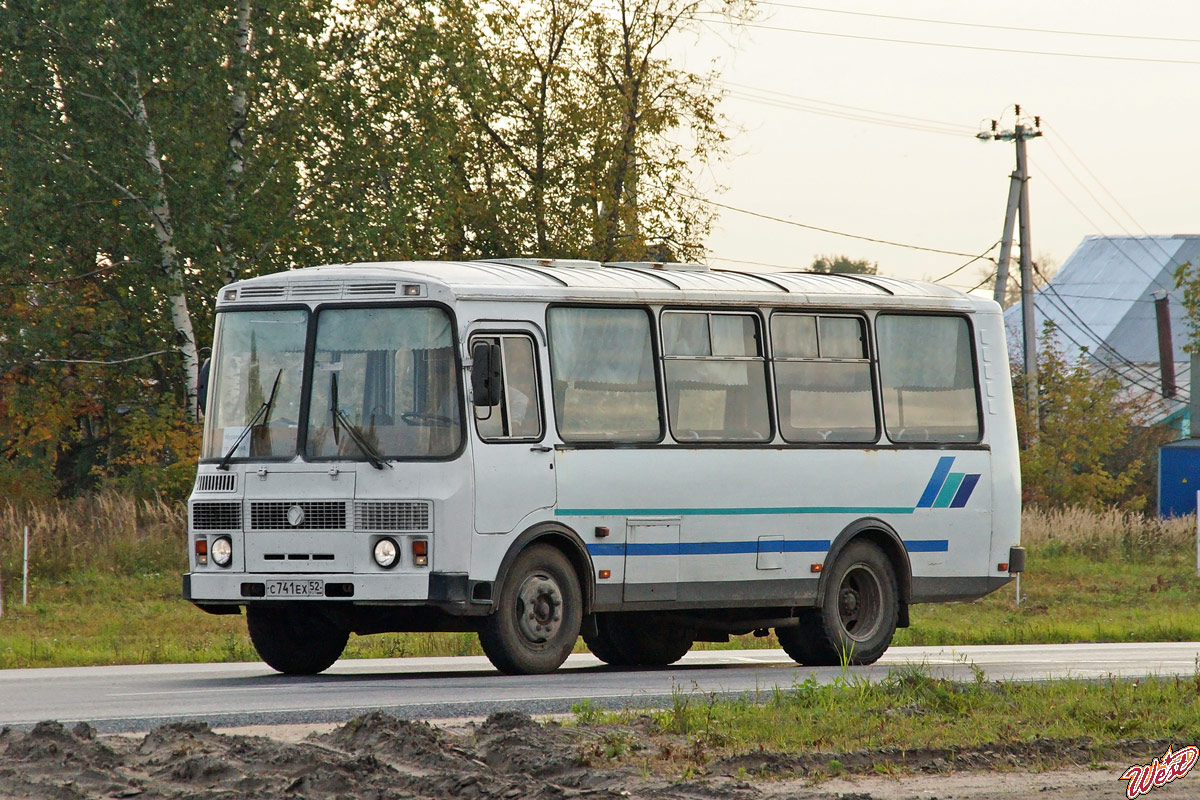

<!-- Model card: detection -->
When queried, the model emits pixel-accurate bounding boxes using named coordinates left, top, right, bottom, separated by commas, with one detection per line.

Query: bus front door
left=470, top=328, right=556, bottom=534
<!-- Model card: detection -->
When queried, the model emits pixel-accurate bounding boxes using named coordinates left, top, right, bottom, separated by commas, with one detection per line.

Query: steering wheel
left=401, top=411, right=453, bottom=427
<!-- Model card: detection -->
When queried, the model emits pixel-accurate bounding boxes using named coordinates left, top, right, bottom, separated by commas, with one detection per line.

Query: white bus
left=185, top=259, right=1023, bottom=675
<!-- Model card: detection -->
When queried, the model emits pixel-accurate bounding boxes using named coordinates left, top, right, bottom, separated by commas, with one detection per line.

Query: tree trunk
left=132, top=73, right=201, bottom=418
left=221, top=0, right=253, bottom=284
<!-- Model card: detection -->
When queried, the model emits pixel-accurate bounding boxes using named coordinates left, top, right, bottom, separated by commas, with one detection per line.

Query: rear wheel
left=582, top=614, right=635, bottom=666
left=781, top=541, right=899, bottom=666
left=246, top=604, right=349, bottom=675
left=775, top=610, right=823, bottom=665
left=480, top=544, right=582, bottom=675
left=605, top=614, right=693, bottom=667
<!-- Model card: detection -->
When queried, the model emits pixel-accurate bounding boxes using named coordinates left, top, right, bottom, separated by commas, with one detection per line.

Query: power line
left=932, top=241, right=1001, bottom=283
left=1032, top=295, right=1183, bottom=403
left=1031, top=158, right=1177, bottom=294
left=966, top=269, right=996, bottom=294
left=32, top=349, right=178, bottom=366
left=688, top=195, right=990, bottom=259
left=1041, top=123, right=1187, bottom=274
left=723, top=88, right=968, bottom=138
left=718, top=80, right=974, bottom=138
left=2, top=264, right=121, bottom=287
left=721, top=81, right=975, bottom=133
left=1032, top=268, right=1169, bottom=394
left=757, top=2, right=1200, bottom=46
left=702, top=17, right=1200, bottom=66
left=1041, top=290, right=1155, bottom=303
left=707, top=254, right=799, bottom=270
left=1038, top=141, right=1181, bottom=276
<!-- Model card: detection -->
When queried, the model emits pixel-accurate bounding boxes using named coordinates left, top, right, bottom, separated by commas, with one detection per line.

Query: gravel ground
left=0, top=711, right=1193, bottom=799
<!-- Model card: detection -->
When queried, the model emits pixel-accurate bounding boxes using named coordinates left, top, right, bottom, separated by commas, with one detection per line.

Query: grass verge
left=572, top=667, right=1200, bottom=778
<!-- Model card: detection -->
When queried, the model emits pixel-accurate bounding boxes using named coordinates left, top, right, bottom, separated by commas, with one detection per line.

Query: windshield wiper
left=217, top=368, right=282, bottom=471
left=330, top=372, right=391, bottom=470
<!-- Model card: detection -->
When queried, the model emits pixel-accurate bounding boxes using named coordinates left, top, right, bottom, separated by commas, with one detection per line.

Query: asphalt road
left=2, top=642, right=1197, bottom=733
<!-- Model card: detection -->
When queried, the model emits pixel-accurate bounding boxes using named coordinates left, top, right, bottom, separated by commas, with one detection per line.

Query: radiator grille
left=250, top=501, right=347, bottom=530
left=191, top=502, right=242, bottom=530
left=354, top=501, right=432, bottom=531
left=195, top=473, right=236, bottom=492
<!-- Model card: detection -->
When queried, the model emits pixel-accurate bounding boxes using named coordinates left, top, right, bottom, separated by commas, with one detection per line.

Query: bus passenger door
left=469, top=328, right=557, bottom=534
left=624, top=519, right=680, bottom=602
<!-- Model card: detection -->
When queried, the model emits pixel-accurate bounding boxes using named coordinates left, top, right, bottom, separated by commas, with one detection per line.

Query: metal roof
left=230, top=259, right=980, bottom=309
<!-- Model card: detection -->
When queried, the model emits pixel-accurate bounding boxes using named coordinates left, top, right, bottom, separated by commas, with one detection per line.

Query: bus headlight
left=373, top=537, right=399, bottom=569
left=210, top=536, right=233, bottom=568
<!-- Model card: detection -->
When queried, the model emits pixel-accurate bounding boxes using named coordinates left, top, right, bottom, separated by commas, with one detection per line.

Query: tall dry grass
left=0, top=492, right=186, bottom=583
left=1021, top=506, right=1195, bottom=559
left=0, top=494, right=1193, bottom=588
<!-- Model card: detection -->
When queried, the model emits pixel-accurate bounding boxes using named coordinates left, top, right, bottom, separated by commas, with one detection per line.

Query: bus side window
left=876, top=314, right=981, bottom=443
left=770, top=313, right=878, bottom=443
left=662, top=310, right=772, bottom=442
left=473, top=335, right=543, bottom=442
left=547, top=306, right=662, bottom=442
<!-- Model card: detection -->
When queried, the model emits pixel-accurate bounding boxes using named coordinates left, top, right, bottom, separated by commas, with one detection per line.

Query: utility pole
left=979, top=106, right=1042, bottom=438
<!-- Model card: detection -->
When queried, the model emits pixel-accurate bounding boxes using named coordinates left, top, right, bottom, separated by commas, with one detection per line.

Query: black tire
left=246, top=604, right=349, bottom=675
left=605, top=614, right=693, bottom=667
left=775, top=610, right=823, bottom=665
left=480, top=544, right=583, bottom=675
left=582, top=614, right=635, bottom=666
left=785, top=541, right=899, bottom=666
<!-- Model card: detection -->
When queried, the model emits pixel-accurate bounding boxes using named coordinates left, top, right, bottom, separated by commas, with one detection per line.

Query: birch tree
left=584, top=0, right=743, bottom=262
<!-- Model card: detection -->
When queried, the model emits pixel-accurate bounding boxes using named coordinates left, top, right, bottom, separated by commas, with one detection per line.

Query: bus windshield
left=306, top=306, right=461, bottom=460
left=202, top=309, right=308, bottom=460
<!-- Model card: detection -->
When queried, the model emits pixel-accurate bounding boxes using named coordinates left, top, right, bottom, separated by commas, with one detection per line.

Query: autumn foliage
left=1015, top=323, right=1168, bottom=511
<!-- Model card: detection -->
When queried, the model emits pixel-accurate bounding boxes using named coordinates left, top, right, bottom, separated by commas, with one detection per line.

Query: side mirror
left=471, top=342, right=502, bottom=407
left=197, top=358, right=212, bottom=416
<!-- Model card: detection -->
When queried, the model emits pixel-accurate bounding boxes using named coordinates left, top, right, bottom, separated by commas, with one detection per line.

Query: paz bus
left=183, top=258, right=1023, bottom=675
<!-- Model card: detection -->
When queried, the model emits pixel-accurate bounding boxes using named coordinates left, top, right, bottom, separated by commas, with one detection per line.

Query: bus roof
left=222, top=259, right=995, bottom=312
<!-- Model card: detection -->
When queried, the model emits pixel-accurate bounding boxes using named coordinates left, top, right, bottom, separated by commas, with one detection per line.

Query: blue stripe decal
left=916, top=456, right=955, bottom=508
left=558, top=506, right=914, bottom=517
left=950, top=474, right=981, bottom=508
left=903, top=539, right=949, bottom=552
left=587, top=543, right=627, bottom=557
left=587, top=540, right=831, bottom=557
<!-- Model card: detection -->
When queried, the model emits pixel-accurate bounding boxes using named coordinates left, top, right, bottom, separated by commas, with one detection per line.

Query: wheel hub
left=516, top=574, right=563, bottom=644
left=838, top=565, right=881, bottom=641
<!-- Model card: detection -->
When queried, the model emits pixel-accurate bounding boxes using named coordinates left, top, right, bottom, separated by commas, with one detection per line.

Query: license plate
left=265, top=579, right=324, bottom=597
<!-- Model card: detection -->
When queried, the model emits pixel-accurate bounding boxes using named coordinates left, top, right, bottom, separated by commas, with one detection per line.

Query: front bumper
left=184, top=570, right=431, bottom=604
left=183, top=570, right=485, bottom=615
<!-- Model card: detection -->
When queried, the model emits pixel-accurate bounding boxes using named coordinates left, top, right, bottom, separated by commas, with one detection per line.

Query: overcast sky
left=671, top=1, right=1200, bottom=293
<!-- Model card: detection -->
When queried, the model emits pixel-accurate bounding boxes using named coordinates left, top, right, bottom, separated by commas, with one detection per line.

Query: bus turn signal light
left=810, top=564, right=822, bottom=573
left=412, top=539, right=428, bottom=567
left=195, top=539, right=208, bottom=565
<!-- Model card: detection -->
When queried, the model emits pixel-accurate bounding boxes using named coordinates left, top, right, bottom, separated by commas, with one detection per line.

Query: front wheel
left=480, top=545, right=583, bottom=675
left=781, top=540, right=899, bottom=666
left=246, top=604, right=349, bottom=675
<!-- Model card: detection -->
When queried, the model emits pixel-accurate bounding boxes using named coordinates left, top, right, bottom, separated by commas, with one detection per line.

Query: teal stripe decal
left=933, top=473, right=965, bottom=508
left=556, top=506, right=914, bottom=517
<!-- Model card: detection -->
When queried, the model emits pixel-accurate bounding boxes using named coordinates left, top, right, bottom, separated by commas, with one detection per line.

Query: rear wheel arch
left=817, top=518, right=912, bottom=609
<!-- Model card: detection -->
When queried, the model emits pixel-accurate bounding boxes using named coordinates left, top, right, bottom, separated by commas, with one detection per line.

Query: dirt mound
left=0, top=714, right=1181, bottom=800
left=319, top=710, right=477, bottom=771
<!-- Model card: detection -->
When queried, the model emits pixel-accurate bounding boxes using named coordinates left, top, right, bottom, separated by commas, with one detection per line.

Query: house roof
left=1004, top=234, right=1200, bottom=426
